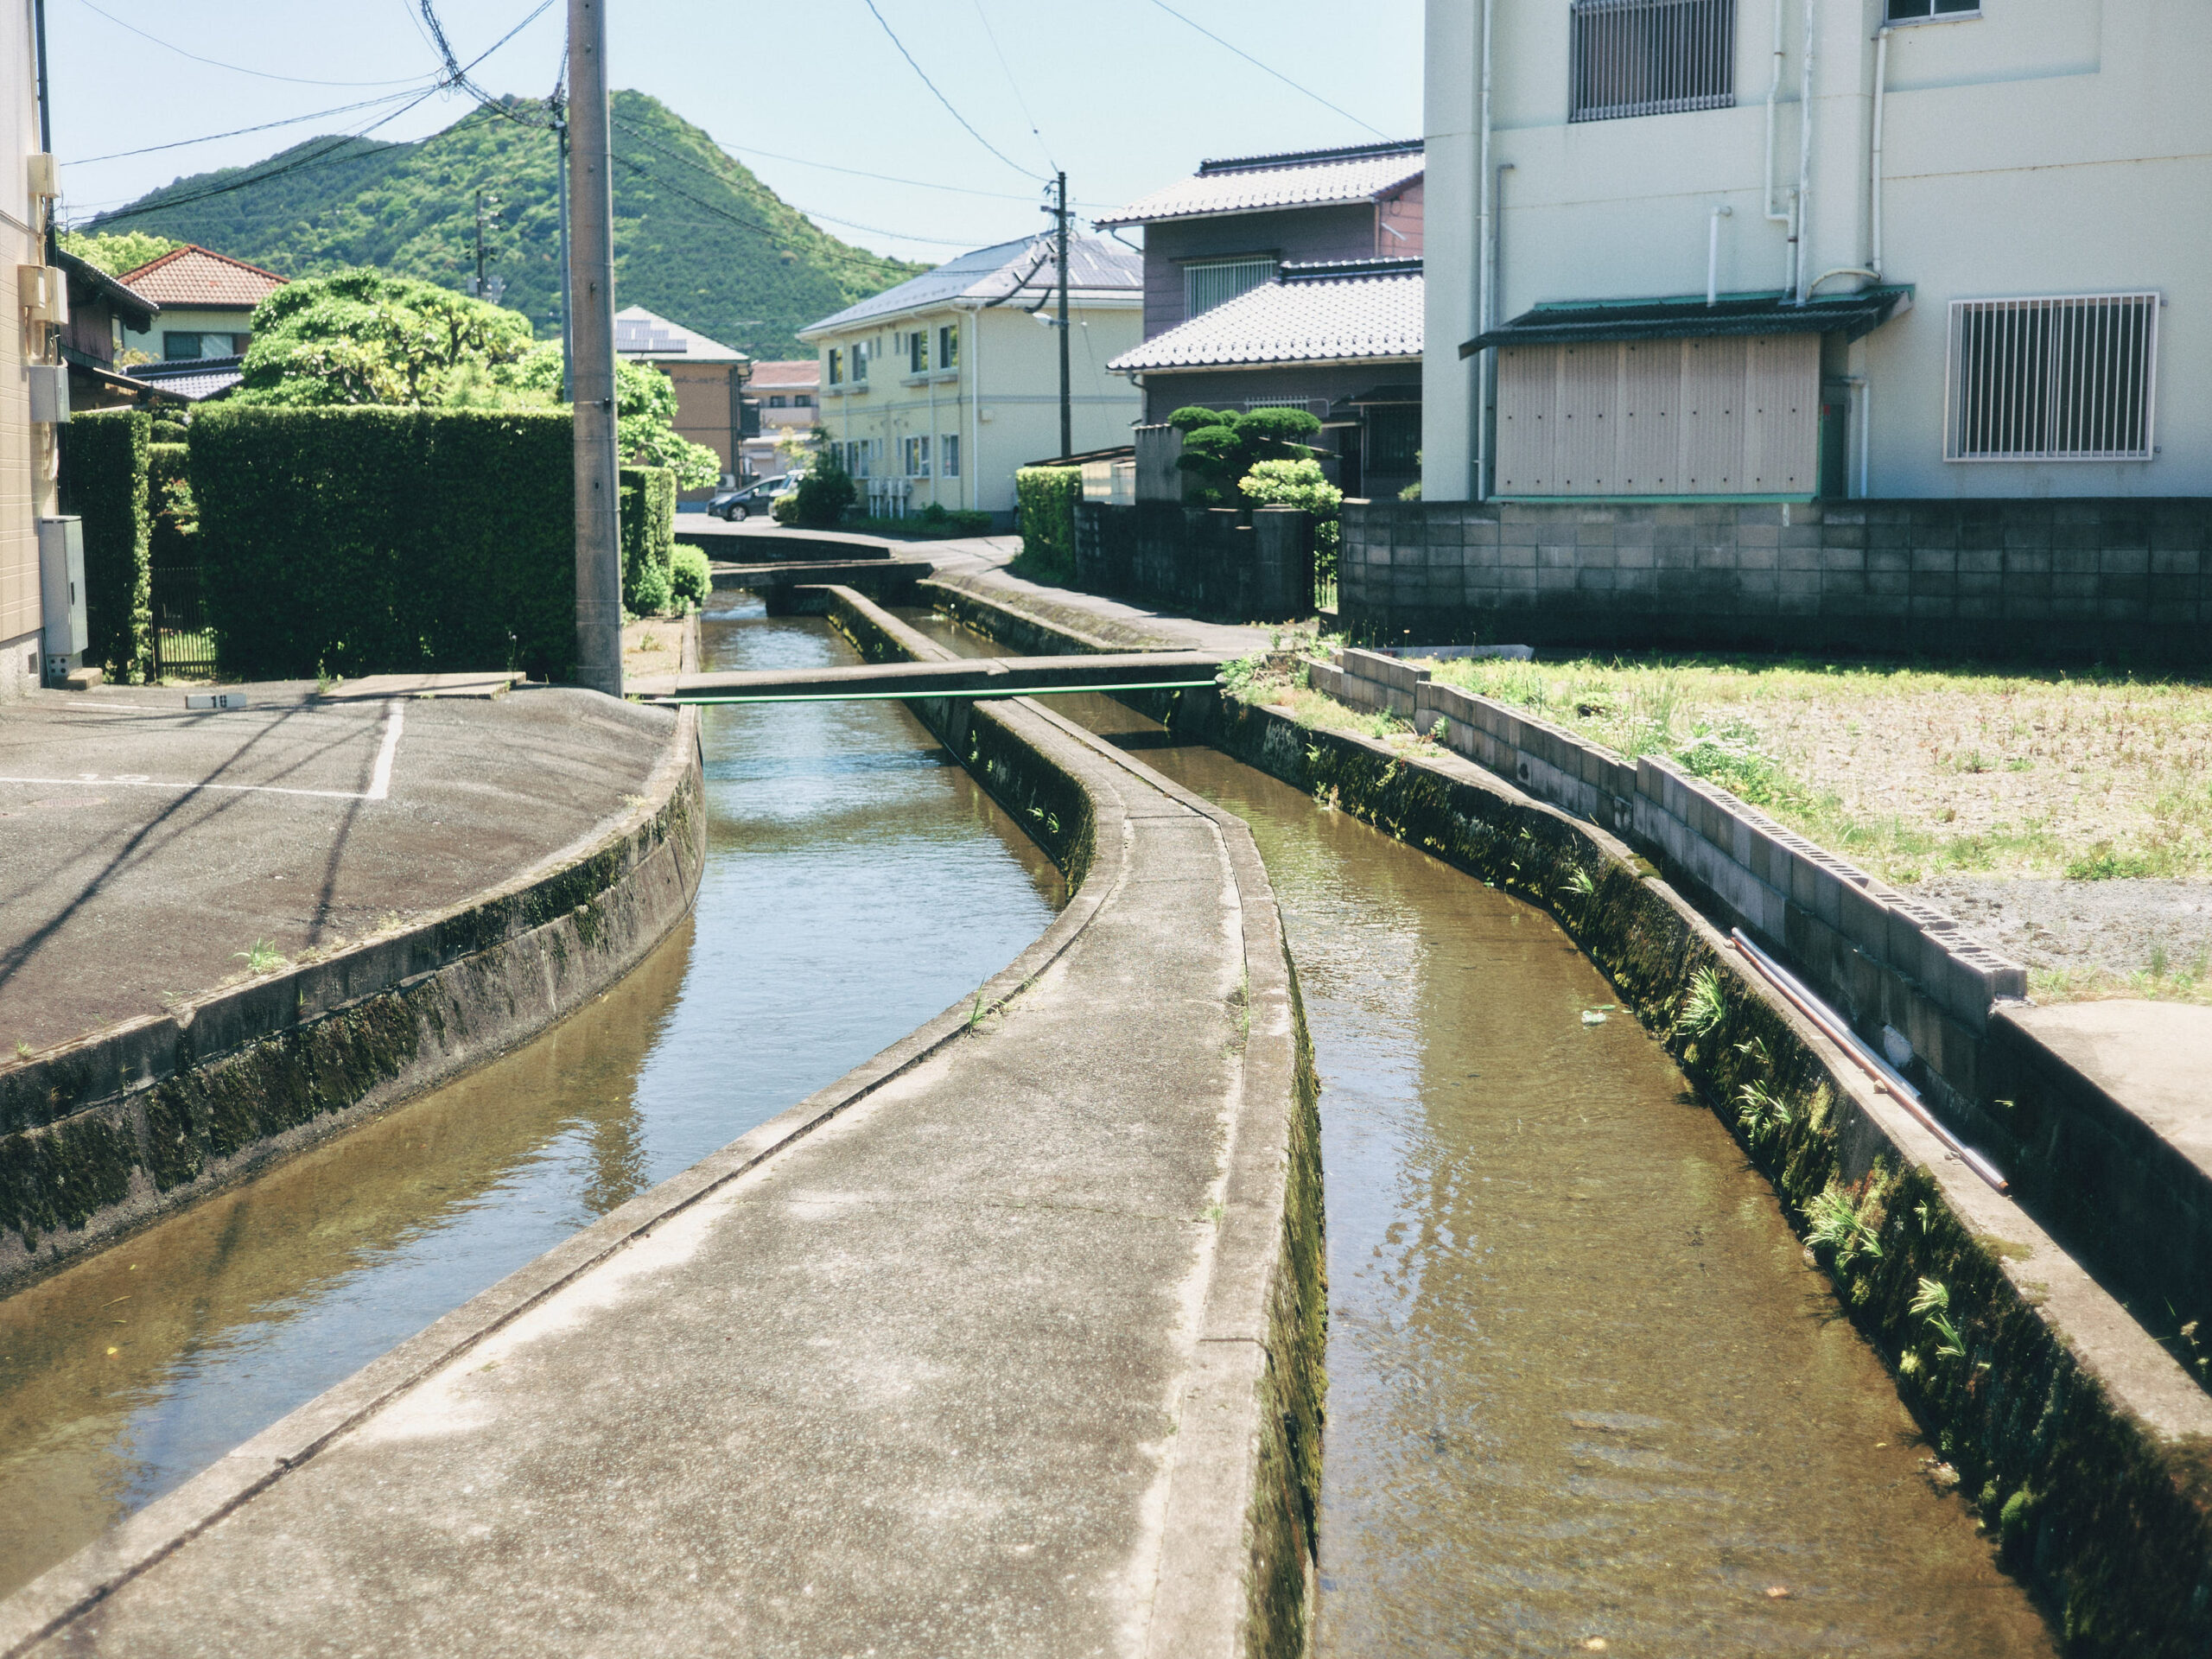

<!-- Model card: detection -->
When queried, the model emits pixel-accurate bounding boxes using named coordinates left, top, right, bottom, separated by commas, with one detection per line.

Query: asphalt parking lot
left=0, top=681, right=675, bottom=1053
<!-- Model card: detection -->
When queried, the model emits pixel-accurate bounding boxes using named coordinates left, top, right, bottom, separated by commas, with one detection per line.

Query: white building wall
left=1421, top=0, right=1479, bottom=502
left=0, top=0, right=44, bottom=698
left=810, top=299, right=1141, bottom=517
left=1427, top=0, right=2212, bottom=500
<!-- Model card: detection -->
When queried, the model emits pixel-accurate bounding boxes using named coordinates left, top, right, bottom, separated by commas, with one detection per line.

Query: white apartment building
left=798, top=237, right=1142, bottom=521
left=1, top=0, right=55, bottom=698
left=1425, top=0, right=2212, bottom=503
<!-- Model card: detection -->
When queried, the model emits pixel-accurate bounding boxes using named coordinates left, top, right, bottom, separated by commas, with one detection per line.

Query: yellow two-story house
left=798, top=236, right=1142, bottom=524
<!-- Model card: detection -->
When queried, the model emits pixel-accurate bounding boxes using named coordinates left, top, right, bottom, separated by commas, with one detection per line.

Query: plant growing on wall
left=1166, top=405, right=1321, bottom=505
left=1240, top=457, right=1344, bottom=580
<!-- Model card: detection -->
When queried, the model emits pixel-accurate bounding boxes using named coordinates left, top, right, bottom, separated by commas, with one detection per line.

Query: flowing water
left=900, top=611, right=2055, bottom=1656
left=0, top=594, right=1059, bottom=1598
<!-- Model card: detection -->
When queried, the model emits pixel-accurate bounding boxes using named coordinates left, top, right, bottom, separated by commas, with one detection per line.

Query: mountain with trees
left=73, top=90, right=927, bottom=359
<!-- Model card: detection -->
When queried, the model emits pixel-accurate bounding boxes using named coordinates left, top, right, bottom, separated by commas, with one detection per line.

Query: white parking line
left=0, top=701, right=408, bottom=803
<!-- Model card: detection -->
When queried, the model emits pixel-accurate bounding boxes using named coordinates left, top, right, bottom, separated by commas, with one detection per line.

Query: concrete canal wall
left=0, top=592, right=1324, bottom=1657
left=920, top=580, right=2212, bottom=1656
left=0, top=706, right=707, bottom=1297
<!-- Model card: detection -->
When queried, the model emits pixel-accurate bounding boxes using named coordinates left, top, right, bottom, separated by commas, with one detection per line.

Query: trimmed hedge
left=59, top=409, right=153, bottom=683
left=1014, top=466, right=1080, bottom=582
left=671, top=543, right=709, bottom=609
left=191, top=405, right=575, bottom=681
left=151, top=418, right=188, bottom=445
left=148, top=442, right=194, bottom=569
left=619, top=464, right=676, bottom=614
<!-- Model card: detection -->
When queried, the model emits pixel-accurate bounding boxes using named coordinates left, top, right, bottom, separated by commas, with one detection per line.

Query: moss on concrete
left=1155, top=687, right=2212, bottom=1658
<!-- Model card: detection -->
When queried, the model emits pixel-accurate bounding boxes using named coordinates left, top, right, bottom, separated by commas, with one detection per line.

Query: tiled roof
left=748, top=359, right=819, bottom=389
left=798, top=236, right=1141, bottom=337
left=1095, top=141, right=1421, bottom=228
left=117, top=245, right=288, bottom=309
left=1108, top=259, right=1422, bottom=372
left=613, top=305, right=747, bottom=363
left=122, top=355, right=245, bottom=402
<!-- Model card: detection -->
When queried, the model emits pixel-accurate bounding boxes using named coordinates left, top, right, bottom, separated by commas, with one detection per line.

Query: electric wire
left=968, top=0, right=1056, bottom=173
left=63, top=88, right=435, bottom=167
left=1138, top=0, right=1389, bottom=139
left=73, top=0, right=440, bottom=88
left=858, top=0, right=1044, bottom=181
left=607, top=150, right=922, bottom=278
left=417, top=0, right=563, bottom=129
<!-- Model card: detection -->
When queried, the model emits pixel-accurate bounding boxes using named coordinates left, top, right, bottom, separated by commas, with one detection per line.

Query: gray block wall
left=1338, top=498, right=2211, bottom=658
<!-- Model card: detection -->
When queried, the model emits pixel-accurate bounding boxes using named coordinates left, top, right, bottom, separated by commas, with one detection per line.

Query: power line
left=417, top=0, right=563, bottom=129
left=1139, top=0, right=1389, bottom=139
left=607, top=149, right=922, bottom=277
left=73, top=0, right=440, bottom=88
left=692, top=137, right=1038, bottom=204
left=968, top=0, right=1056, bottom=173
left=63, top=88, right=433, bottom=167
left=858, top=0, right=1043, bottom=181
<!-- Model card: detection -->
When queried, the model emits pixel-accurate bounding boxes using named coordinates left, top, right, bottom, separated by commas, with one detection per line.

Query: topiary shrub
left=619, top=464, right=676, bottom=614
left=1167, top=404, right=1321, bottom=505
left=670, top=544, right=710, bottom=610
left=786, top=450, right=855, bottom=528
left=1014, top=465, right=1081, bottom=582
left=57, top=409, right=152, bottom=683
left=191, top=404, right=575, bottom=680
left=1241, top=458, right=1344, bottom=582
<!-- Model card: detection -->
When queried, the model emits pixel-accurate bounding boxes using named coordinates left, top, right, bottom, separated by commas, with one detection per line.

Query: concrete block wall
left=1073, top=499, right=1313, bottom=621
left=1338, top=497, right=2212, bottom=658
left=1313, top=646, right=2027, bottom=1103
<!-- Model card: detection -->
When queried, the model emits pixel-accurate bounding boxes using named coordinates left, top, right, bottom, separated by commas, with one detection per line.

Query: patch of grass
left=1678, top=966, right=1728, bottom=1038
left=233, top=938, right=287, bottom=976
left=1804, top=1184, right=1885, bottom=1268
left=2028, top=962, right=2212, bottom=1006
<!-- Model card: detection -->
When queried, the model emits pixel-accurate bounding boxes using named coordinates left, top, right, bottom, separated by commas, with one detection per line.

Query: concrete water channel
left=0, top=589, right=2056, bottom=1651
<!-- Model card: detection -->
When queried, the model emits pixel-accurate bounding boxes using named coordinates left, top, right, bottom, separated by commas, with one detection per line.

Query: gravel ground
left=1912, top=876, right=2212, bottom=996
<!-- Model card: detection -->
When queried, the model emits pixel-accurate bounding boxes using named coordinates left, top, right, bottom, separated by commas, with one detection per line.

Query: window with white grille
left=1184, top=258, right=1274, bottom=321
left=1569, top=0, right=1737, bottom=123
left=1946, top=293, right=2159, bottom=462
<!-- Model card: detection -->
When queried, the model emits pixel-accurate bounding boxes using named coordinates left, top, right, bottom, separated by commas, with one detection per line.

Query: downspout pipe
left=1762, top=0, right=1792, bottom=288
left=1488, top=162, right=1513, bottom=501
left=1707, top=206, right=1733, bottom=306
left=1473, top=0, right=1495, bottom=501
left=1795, top=0, right=1817, bottom=302
left=1869, top=25, right=1890, bottom=278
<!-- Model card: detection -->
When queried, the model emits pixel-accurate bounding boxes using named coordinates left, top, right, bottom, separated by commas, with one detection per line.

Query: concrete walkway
left=1, top=670, right=1313, bottom=1656
left=0, top=683, right=677, bottom=1055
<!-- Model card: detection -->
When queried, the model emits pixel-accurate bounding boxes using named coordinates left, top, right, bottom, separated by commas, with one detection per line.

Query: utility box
left=28, top=363, right=68, bottom=425
left=38, top=516, right=86, bottom=683
left=18, top=264, right=66, bottom=325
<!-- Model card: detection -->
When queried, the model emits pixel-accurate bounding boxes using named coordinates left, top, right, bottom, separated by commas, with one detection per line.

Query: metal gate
left=149, top=562, right=217, bottom=680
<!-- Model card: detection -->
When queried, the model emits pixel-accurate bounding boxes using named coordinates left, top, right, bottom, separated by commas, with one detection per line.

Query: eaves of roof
left=1094, top=144, right=1423, bottom=229
left=1108, top=265, right=1422, bottom=373
left=53, top=247, right=159, bottom=327
left=1464, top=287, right=1915, bottom=354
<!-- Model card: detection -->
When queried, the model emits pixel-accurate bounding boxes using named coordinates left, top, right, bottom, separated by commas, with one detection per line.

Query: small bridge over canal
left=644, top=651, right=1230, bottom=705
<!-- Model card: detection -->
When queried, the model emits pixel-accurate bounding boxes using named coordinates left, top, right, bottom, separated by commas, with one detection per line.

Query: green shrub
left=1167, top=405, right=1321, bottom=505
left=151, top=418, right=188, bottom=445
left=1014, top=466, right=1081, bottom=581
left=148, top=442, right=195, bottom=569
left=770, top=491, right=798, bottom=525
left=58, top=409, right=151, bottom=683
left=787, top=451, right=855, bottom=528
left=191, top=404, right=574, bottom=680
left=914, top=501, right=994, bottom=537
left=619, top=464, right=677, bottom=614
left=671, top=544, right=710, bottom=609
left=1240, top=457, right=1344, bottom=581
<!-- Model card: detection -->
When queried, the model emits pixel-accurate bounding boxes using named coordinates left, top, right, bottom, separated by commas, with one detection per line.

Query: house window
left=828, top=348, right=843, bottom=385
left=768, top=394, right=788, bottom=409
left=1947, top=293, right=2159, bottom=461
left=852, top=341, right=869, bottom=382
left=164, top=331, right=242, bottom=359
left=793, top=393, right=813, bottom=408
left=1886, top=0, right=1976, bottom=19
left=938, top=324, right=958, bottom=370
left=903, top=435, right=931, bottom=477
left=1568, top=0, right=1737, bottom=123
left=1184, top=258, right=1275, bottom=321
left=942, top=435, right=960, bottom=478
left=908, top=331, right=928, bottom=373
left=841, top=438, right=878, bottom=477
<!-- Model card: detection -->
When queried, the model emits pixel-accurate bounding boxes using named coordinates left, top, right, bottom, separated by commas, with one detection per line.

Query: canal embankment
left=0, top=642, right=708, bottom=1295
left=0, top=593, right=1324, bottom=1656
left=916, top=580, right=2212, bottom=1655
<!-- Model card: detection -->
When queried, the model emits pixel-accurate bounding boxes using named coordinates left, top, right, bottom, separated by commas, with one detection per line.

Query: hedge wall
left=58, top=409, right=151, bottom=683
left=148, top=442, right=193, bottom=569
left=1014, top=465, right=1080, bottom=582
left=191, top=406, right=575, bottom=681
left=619, top=465, right=676, bottom=614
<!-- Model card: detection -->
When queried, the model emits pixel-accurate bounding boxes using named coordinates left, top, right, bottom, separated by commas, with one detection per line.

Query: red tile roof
left=748, top=359, right=818, bottom=389
left=118, top=245, right=289, bottom=309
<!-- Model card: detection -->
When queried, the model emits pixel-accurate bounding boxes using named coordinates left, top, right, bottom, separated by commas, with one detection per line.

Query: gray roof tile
left=1096, top=141, right=1422, bottom=228
left=1109, top=261, right=1422, bottom=372
left=799, top=237, right=1141, bottom=336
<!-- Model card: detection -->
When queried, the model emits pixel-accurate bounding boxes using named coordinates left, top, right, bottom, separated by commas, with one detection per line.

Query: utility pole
left=1054, top=170, right=1071, bottom=459
left=567, top=0, right=621, bottom=697
left=556, top=115, right=572, bottom=398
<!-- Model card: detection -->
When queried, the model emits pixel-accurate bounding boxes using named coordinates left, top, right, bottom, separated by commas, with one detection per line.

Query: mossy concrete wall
left=924, top=578, right=2212, bottom=1657
left=814, top=582, right=1327, bottom=1657
left=0, top=709, right=707, bottom=1297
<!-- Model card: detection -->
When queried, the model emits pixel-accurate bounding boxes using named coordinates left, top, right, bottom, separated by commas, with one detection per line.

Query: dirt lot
left=1269, top=652, right=2212, bottom=1002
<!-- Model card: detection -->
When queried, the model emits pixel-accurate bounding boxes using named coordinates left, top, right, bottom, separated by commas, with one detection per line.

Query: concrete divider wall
left=1315, top=646, right=2024, bottom=1105
left=0, top=707, right=707, bottom=1295
left=1074, top=499, right=1313, bottom=620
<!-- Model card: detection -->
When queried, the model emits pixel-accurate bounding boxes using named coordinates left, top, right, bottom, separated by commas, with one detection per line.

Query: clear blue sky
left=47, top=0, right=1422, bottom=264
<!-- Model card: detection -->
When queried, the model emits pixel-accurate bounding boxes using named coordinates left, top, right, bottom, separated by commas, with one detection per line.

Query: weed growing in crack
left=1910, top=1277, right=1968, bottom=1361
left=1678, top=966, right=1728, bottom=1038
left=234, top=938, right=286, bottom=976
left=1804, top=1184, right=1885, bottom=1268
